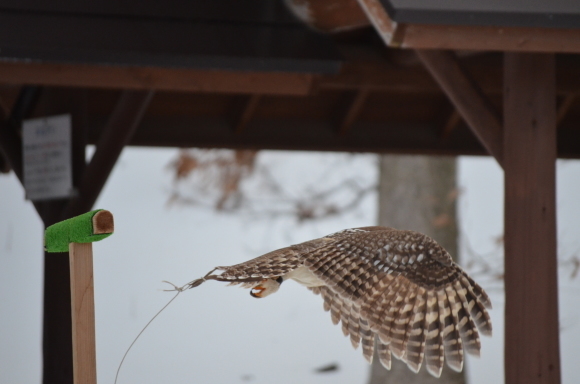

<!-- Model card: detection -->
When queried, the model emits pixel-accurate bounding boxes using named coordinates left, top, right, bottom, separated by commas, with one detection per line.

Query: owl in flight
left=187, top=226, right=492, bottom=377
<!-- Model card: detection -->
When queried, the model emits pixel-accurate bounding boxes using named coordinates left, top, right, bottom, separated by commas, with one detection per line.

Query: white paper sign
left=23, top=114, right=74, bottom=201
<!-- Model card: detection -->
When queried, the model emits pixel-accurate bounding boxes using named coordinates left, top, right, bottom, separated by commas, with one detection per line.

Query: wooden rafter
left=339, top=88, right=370, bottom=135
left=415, top=50, right=504, bottom=166
left=557, top=93, right=577, bottom=127
left=62, top=90, right=154, bottom=219
left=440, top=110, right=462, bottom=139
left=355, top=0, right=402, bottom=46
left=235, top=94, right=262, bottom=134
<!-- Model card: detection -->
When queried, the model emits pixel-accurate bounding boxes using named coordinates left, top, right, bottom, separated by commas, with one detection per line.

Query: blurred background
left=1, top=1, right=580, bottom=384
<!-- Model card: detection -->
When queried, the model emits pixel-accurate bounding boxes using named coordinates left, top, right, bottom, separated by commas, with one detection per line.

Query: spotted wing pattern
left=304, top=227, right=492, bottom=377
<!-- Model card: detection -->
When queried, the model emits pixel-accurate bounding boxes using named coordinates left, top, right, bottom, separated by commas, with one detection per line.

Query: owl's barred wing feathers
left=215, top=237, right=336, bottom=283
left=215, top=246, right=302, bottom=283
left=194, top=226, right=491, bottom=378
left=303, top=227, right=492, bottom=377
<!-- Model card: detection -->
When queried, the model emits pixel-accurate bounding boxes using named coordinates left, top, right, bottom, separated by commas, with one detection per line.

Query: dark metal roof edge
left=383, top=3, right=580, bottom=29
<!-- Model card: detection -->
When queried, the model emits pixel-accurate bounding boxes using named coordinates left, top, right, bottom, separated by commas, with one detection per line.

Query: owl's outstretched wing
left=303, top=227, right=492, bottom=377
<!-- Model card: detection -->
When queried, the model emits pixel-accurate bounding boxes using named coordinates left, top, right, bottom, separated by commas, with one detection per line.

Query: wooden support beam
left=0, top=87, right=45, bottom=216
left=355, top=0, right=404, bottom=46
left=0, top=61, right=314, bottom=96
left=504, top=53, right=560, bottom=384
left=415, top=50, right=504, bottom=166
left=9, top=86, right=43, bottom=125
left=69, top=242, right=97, bottom=384
left=339, top=88, right=370, bottom=135
left=401, top=24, right=580, bottom=53
left=0, top=146, right=9, bottom=173
left=62, top=90, right=154, bottom=219
left=37, top=89, right=91, bottom=384
left=0, top=117, right=23, bottom=180
left=0, top=87, right=43, bottom=182
left=556, top=93, right=577, bottom=127
left=440, top=110, right=461, bottom=139
left=42, top=246, right=74, bottom=384
left=0, top=96, right=13, bottom=173
left=235, top=95, right=262, bottom=134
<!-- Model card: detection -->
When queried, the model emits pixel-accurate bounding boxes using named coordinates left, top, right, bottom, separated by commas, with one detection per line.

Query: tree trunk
left=368, top=154, right=465, bottom=384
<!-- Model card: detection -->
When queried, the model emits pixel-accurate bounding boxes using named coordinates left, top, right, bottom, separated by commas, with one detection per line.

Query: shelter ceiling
left=0, top=2, right=579, bottom=159
left=1, top=45, right=579, bottom=158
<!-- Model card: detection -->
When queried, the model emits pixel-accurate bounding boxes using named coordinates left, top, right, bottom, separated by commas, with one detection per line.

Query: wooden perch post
left=45, top=209, right=115, bottom=384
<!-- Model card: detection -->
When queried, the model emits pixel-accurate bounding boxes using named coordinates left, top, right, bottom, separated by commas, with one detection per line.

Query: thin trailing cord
left=113, top=269, right=218, bottom=384
left=114, top=288, right=181, bottom=384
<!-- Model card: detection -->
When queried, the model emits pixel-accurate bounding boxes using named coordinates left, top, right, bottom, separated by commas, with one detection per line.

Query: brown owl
left=186, top=226, right=492, bottom=377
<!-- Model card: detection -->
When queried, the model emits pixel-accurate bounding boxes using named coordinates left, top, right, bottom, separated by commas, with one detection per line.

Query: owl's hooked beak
left=250, top=276, right=284, bottom=298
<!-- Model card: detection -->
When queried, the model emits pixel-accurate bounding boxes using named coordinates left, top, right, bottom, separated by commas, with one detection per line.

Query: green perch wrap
left=45, top=209, right=114, bottom=253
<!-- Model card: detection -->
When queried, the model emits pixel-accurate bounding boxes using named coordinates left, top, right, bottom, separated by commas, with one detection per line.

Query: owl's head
left=250, top=277, right=284, bottom=298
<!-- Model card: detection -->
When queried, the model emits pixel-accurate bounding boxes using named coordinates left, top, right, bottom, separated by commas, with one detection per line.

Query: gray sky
left=0, top=149, right=579, bottom=384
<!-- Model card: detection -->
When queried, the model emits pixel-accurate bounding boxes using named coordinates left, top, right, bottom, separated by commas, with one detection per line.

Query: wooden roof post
left=504, top=52, right=561, bottom=384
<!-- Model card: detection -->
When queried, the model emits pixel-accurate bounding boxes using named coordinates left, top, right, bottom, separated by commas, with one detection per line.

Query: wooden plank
left=504, top=53, right=560, bottom=384
left=69, top=243, right=97, bottom=384
left=0, top=62, right=314, bottom=96
left=357, top=0, right=580, bottom=53
left=62, top=90, right=154, bottom=219
left=402, top=24, right=580, bottom=53
left=416, top=50, right=504, bottom=165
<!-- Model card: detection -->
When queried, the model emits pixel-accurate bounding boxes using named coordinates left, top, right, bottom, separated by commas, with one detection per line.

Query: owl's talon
left=250, top=278, right=282, bottom=298
left=250, top=285, right=266, bottom=298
